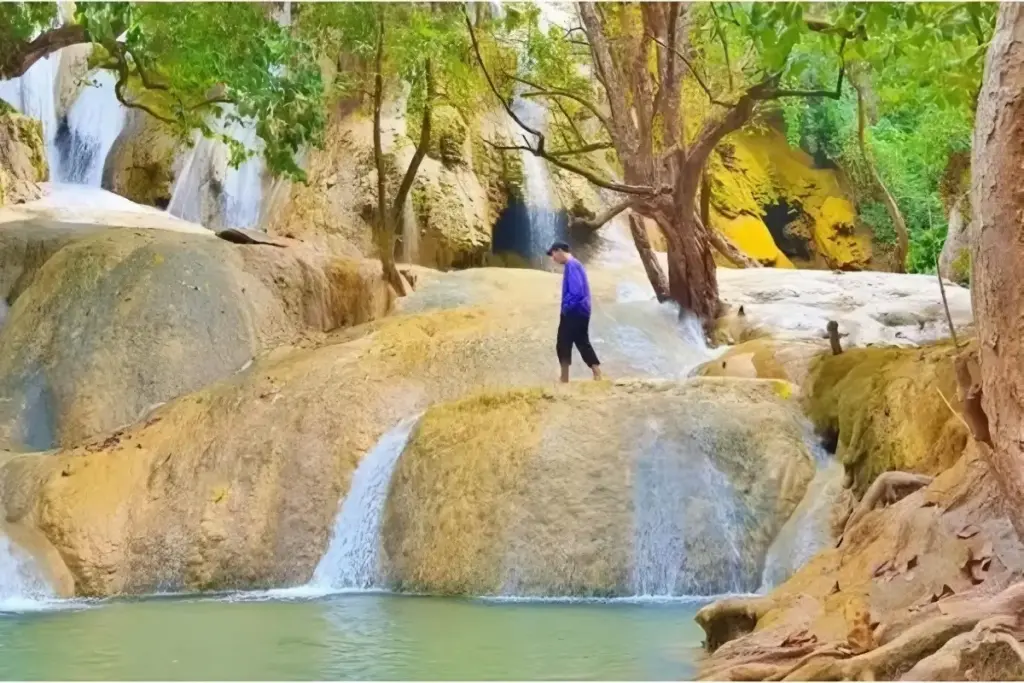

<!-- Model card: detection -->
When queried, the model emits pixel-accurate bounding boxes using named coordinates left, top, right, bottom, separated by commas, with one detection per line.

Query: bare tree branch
left=462, top=7, right=541, bottom=138
left=512, top=74, right=613, bottom=133
left=710, top=3, right=734, bottom=90
left=547, top=141, right=613, bottom=157
left=481, top=138, right=660, bottom=196
left=650, top=34, right=731, bottom=108
left=388, top=58, right=433, bottom=232
left=569, top=198, right=634, bottom=230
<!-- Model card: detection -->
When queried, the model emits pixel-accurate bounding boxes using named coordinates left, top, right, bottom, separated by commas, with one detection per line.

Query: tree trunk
left=663, top=210, right=720, bottom=325
left=971, top=2, right=1024, bottom=539
left=628, top=214, right=670, bottom=301
left=855, top=80, right=909, bottom=273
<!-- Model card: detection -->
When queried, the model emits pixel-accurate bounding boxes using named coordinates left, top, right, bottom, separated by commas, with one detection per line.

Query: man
left=547, top=241, right=602, bottom=383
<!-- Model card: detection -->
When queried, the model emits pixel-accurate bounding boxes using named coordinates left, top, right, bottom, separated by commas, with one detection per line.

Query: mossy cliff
left=803, top=344, right=968, bottom=494
left=707, top=126, right=875, bottom=271
left=0, top=112, right=48, bottom=207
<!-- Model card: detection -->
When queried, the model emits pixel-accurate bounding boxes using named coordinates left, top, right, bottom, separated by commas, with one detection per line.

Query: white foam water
left=0, top=532, right=56, bottom=613
left=309, top=415, right=421, bottom=591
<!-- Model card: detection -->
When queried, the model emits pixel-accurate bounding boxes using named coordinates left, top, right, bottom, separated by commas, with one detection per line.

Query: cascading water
left=0, top=531, right=54, bottom=611
left=630, top=418, right=747, bottom=597
left=310, top=416, right=421, bottom=591
left=167, top=111, right=265, bottom=230
left=511, top=97, right=561, bottom=263
left=759, top=448, right=844, bottom=591
left=0, top=54, right=59, bottom=164
left=54, top=70, right=126, bottom=185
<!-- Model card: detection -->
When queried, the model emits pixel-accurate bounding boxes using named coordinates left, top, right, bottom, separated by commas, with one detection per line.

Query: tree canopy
left=1, top=1, right=325, bottom=179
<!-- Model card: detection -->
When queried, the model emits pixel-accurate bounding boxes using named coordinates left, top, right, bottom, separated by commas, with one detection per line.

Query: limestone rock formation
left=102, top=109, right=181, bottom=209
left=698, top=338, right=826, bottom=388
left=0, top=265, right=714, bottom=596
left=711, top=267, right=973, bottom=348
left=707, top=127, right=875, bottom=271
left=804, top=344, right=969, bottom=494
left=266, top=101, right=496, bottom=269
left=0, top=220, right=392, bottom=450
left=382, top=379, right=815, bottom=597
left=0, top=111, right=48, bottom=207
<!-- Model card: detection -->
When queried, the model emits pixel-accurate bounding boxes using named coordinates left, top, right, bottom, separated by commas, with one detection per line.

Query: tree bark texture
left=971, top=1, right=1024, bottom=539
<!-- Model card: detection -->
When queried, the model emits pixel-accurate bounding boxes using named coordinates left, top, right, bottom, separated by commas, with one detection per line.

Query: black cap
left=546, top=240, right=570, bottom=256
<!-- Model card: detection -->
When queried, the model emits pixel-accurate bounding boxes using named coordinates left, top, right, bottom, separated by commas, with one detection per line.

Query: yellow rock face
left=707, top=127, right=875, bottom=271
left=382, top=379, right=816, bottom=597
left=698, top=338, right=826, bottom=389
left=803, top=343, right=968, bottom=494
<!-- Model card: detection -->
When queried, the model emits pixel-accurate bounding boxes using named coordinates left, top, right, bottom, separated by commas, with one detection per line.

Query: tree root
left=840, top=471, right=934, bottom=540
left=776, top=582, right=1024, bottom=681
left=695, top=595, right=775, bottom=652
left=902, top=614, right=1024, bottom=680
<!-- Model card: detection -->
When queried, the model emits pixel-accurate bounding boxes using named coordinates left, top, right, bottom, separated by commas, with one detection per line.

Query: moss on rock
left=707, top=127, right=874, bottom=270
left=0, top=112, right=48, bottom=206
left=803, top=343, right=969, bottom=494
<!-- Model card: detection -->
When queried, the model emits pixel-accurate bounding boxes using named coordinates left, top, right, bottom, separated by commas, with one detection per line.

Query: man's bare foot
left=591, top=365, right=603, bottom=381
left=560, top=364, right=570, bottom=383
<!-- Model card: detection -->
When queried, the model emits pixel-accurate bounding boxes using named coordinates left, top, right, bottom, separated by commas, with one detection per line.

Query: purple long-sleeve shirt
left=561, top=258, right=592, bottom=316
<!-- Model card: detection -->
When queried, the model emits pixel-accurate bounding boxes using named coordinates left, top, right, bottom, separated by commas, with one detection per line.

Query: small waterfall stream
left=509, top=97, right=561, bottom=263
left=310, top=416, right=421, bottom=591
left=0, top=531, right=54, bottom=611
left=167, top=110, right=265, bottom=231
left=54, top=70, right=126, bottom=185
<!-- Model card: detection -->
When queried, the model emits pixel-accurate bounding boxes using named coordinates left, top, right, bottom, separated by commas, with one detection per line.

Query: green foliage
left=296, top=3, right=485, bottom=129
left=777, top=3, right=991, bottom=273
left=2, top=2, right=325, bottom=179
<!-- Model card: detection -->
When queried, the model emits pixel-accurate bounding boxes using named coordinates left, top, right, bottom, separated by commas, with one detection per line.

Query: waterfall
left=53, top=70, right=126, bottom=185
left=167, top=110, right=265, bottom=230
left=310, top=416, right=421, bottom=591
left=0, top=54, right=61, bottom=178
left=759, top=458, right=844, bottom=591
left=511, top=97, right=560, bottom=262
left=0, top=54, right=59, bottom=157
left=401, top=196, right=420, bottom=263
left=630, top=417, right=746, bottom=597
left=0, top=531, right=54, bottom=611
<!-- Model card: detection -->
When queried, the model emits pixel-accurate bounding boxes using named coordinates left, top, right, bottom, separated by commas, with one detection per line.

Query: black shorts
left=556, top=313, right=600, bottom=367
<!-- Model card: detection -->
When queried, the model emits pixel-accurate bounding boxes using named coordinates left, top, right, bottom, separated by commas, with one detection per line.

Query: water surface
left=0, top=593, right=706, bottom=680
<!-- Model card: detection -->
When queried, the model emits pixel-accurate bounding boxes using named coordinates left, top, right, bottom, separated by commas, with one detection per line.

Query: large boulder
left=0, top=111, right=48, bottom=207
left=381, top=379, right=815, bottom=597
left=102, top=109, right=181, bottom=208
left=0, top=221, right=392, bottom=450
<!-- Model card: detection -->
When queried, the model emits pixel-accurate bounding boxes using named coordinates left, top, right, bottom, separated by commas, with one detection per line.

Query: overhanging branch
left=481, top=137, right=660, bottom=196
left=0, top=24, right=90, bottom=80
